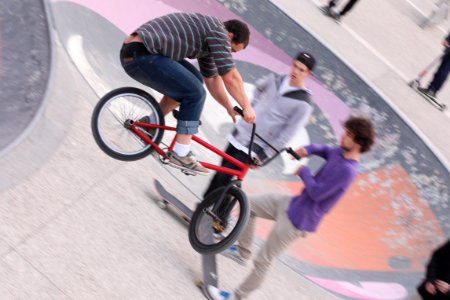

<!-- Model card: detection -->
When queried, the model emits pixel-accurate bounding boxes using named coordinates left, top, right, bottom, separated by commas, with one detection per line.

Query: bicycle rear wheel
left=189, top=186, right=250, bottom=254
left=91, top=87, right=164, bottom=161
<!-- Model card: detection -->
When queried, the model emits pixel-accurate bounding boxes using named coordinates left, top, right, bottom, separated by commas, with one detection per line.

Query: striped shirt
left=134, top=13, right=235, bottom=78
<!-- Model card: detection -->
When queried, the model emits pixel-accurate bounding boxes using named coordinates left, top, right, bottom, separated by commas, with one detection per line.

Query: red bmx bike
left=91, top=87, right=300, bottom=254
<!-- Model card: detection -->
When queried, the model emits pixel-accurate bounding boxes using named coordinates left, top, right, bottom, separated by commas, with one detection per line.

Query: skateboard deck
left=408, top=80, right=447, bottom=111
left=154, top=179, right=192, bottom=224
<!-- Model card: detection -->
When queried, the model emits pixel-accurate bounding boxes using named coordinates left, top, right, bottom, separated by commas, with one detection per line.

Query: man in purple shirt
left=207, top=116, right=376, bottom=300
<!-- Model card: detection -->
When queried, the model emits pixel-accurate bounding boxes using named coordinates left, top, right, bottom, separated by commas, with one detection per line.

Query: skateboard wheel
left=158, top=200, right=168, bottom=209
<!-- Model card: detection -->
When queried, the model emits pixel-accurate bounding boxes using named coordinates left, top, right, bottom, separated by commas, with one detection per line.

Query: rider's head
left=224, top=19, right=250, bottom=52
left=341, top=117, right=376, bottom=153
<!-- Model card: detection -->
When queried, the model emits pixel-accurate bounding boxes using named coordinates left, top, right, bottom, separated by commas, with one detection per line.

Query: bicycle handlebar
left=233, top=106, right=301, bottom=165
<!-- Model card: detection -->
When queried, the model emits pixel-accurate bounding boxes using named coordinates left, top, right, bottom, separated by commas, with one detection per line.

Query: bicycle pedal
left=158, top=155, right=170, bottom=164
left=181, top=169, right=198, bottom=176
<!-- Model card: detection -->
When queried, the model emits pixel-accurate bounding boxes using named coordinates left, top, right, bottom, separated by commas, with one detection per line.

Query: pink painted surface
left=51, top=0, right=350, bottom=136
left=308, top=276, right=408, bottom=300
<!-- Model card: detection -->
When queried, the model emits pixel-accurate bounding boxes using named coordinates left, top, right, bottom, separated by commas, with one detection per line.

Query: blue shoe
left=207, top=285, right=235, bottom=300
left=221, top=245, right=247, bottom=266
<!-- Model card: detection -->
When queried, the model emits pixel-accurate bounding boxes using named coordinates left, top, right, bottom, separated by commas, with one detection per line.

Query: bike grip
left=287, top=147, right=301, bottom=160
left=233, top=106, right=244, bottom=116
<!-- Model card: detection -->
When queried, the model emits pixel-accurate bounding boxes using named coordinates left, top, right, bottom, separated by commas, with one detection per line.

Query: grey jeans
left=234, top=193, right=306, bottom=299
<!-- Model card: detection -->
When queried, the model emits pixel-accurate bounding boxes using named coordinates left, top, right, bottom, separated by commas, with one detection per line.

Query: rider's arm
left=200, top=33, right=255, bottom=123
left=221, top=68, right=256, bottom=123
left=204, top=76, right=237, bottom=122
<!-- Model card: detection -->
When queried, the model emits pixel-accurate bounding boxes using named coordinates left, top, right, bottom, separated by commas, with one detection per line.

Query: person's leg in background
left=234, top=194, right=305, bottom=299
left=428, top=54, right=450, bottom=97
left=328, top=0, right=338, bottom=9
left=339, top=0, right=360, bottom=16
left=321, top=0, right=338, bottom=15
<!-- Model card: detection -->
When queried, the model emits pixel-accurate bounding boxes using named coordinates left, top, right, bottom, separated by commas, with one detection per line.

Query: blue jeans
left=122, top=52, right=206, bottom=135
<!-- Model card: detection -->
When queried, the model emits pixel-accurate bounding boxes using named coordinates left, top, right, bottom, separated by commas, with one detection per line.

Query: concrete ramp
left=1, top=0, right=449, bottom=299
left=0, top=0, right=50, bottom=155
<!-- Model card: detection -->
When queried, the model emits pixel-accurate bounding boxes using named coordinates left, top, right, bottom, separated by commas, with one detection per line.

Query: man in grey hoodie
left=203, top=52, right=316, bottom=198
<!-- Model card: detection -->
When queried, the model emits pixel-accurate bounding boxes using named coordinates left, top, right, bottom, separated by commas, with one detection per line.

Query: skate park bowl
left=2, top=0, right=450, bottom=299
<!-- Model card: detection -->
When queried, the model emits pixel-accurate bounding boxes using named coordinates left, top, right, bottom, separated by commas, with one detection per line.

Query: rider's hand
left=227, top=106, right=238, bottom=123
left=443, top=40, right=450, bottom=48
left=243, top=106, right=256, bottom=124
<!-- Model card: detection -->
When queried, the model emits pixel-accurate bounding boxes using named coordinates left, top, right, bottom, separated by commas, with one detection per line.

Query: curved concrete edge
left=0, top=0, right=54, bottom=159
left=270, top=0, right=450, bottom=173
left=0, top=0, right=83, bottom=191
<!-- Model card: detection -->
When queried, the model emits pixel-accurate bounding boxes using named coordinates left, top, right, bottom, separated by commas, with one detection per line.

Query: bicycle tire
left=189, top=186, right=250, bottom=254
left=91, top=87, right=164, bottom=161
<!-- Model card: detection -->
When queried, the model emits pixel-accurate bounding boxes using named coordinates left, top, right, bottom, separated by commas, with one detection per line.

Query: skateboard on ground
left=154, top=179, right=192, bottom=224
left=408, top=79, right=447, bottom=111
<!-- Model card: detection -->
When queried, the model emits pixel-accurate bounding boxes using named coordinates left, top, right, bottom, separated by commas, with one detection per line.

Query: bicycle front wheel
left=189, top=186, right=250, bottom=254
left=91, top=87, right=164, bottom=161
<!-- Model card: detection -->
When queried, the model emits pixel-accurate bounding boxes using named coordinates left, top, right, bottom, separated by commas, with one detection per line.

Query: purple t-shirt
left=287, top=144, right=359, bottom=232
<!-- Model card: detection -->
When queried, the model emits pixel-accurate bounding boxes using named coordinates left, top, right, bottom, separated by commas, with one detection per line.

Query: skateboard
left=408, top=79, right=447, bottom=111
left=154, top=179, right=192, bottom=224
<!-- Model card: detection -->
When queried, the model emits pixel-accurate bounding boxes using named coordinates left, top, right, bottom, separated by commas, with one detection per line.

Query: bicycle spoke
left=97, top=93, right=158, bottom=155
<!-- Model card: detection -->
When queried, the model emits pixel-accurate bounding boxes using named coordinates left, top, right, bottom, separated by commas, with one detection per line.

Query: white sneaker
left=206, top=285, right=235, bottom=300
left=221, top=245, right=247, bottom=266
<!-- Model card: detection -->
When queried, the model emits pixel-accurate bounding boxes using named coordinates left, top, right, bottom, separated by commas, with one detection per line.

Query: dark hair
left=223, top=19, right=250, bottom=47
left=344, top=117, right=376, bottom=153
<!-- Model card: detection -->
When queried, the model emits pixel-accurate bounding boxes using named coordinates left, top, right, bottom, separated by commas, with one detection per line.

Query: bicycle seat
left=172, top=110, right=202, bottom=126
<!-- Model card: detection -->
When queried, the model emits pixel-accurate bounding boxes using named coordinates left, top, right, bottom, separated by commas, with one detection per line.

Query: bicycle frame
left=130, top=121, right=251, bottom=181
